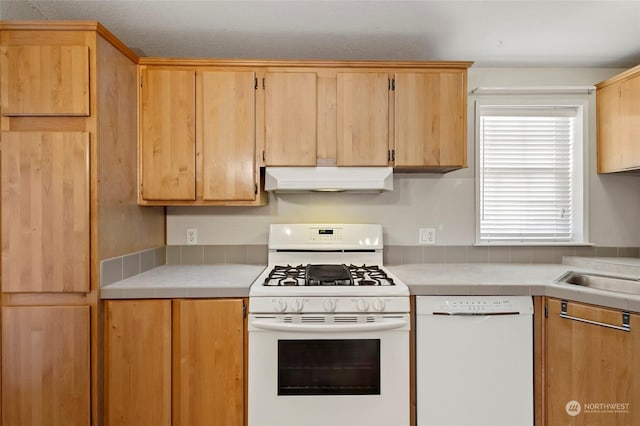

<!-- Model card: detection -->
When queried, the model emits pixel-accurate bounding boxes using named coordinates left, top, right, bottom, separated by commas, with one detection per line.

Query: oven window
left=278, top=339, right=380, bottom=396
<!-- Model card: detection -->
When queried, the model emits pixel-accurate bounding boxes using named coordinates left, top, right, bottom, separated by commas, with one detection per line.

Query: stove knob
left=274, top=299, right=287, bottom=313
left=372, top=298, right=385, bottom=312
left=323, top=298, right=337, bottom=312
left=293, top=299, right=304, bottom=313
left=356, top=298, right=369, bottom=312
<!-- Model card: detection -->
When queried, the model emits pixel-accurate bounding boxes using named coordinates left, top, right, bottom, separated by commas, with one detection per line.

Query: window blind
left=479, top=106, right=577, bottom=242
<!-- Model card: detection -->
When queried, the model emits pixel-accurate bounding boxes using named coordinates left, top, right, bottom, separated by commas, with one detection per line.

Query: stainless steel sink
left=555, top=271, right=640, bottom=295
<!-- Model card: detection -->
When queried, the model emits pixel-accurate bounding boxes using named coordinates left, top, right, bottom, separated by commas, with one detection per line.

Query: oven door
left=248, top=313, right=410, bottom=426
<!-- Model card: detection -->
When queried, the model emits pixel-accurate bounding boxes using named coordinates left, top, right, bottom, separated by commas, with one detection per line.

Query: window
left=476, top=99, right=587, bottom=245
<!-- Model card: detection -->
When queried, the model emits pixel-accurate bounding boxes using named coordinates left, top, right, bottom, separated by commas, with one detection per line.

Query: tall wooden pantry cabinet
left=0, top=21, right=165, bottom=426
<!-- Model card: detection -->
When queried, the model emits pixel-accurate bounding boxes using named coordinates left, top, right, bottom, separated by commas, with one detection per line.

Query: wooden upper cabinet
left=597, top=65, right=640, bottom=173
left=172, top=299, right=245, bottom=426
left=105, top=300, right=172, bottom=426
left=337, top=72, right=390, bottom=166
left=620, top=75, right=640, bottom=169
left=2, top=306, right=90, bottom=426
left=140, top=68, right=196, bottom=200
left=597, top=83, right=623, bottom=172
left=0, top=45, right=90, bottom=116
left=394, top=71, right=466, bottom=168
left=264, top=71, right=317, bottom=166
left=545, top=298, right=640, bottom=426
left=201, top=71, right=256, bottom=201
left=1, top=131, right=89, bottom=293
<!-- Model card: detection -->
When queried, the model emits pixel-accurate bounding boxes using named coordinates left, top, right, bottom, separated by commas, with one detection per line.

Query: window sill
left=474, top=242, right=594, bottom=247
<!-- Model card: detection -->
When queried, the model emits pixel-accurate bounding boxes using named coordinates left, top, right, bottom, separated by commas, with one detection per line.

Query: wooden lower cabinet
left=104, top=300, right=172, bottom=426
left=545, top=298, right=640, bottom=426
left=1, top=305, right=90, bottom=426
left=104, top=298, right=246, bottom=426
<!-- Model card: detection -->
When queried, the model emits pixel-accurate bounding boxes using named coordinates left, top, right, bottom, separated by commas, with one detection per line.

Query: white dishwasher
left=416, top=296, right=533, bottom=426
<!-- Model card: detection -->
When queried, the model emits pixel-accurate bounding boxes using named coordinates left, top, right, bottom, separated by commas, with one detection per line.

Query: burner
left=264, top=265, right=306, bottom=286
left=348, top=264, right=395, bottom=286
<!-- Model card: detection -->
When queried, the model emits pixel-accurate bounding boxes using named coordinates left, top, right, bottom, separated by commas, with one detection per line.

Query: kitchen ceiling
left=2, top=0, right=640, bottom=67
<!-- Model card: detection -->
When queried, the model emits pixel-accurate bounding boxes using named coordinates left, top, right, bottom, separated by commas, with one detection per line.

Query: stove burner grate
left=348, top=264, right=395, bottom=286
left=263, top=264, right=395, bottom=286
left=264, top=264, right=306, bottom=286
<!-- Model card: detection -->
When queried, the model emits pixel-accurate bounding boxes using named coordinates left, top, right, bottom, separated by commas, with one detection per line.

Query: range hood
left=264, top=167, right=393, bottom=192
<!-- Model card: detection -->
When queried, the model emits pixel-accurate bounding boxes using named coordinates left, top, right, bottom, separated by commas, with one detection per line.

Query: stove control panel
left=253, top=297, right=409, bottom=314
left=309, top=227, right=343, bottom=241
left=416, top=296, right=534, bottom=315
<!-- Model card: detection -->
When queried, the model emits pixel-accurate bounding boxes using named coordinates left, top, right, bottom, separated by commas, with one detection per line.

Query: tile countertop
left=389, top=259, right=640, bottom=313
left=100, top=264, right=267, bottom=299
left=100, top=258, right=640, bottom=313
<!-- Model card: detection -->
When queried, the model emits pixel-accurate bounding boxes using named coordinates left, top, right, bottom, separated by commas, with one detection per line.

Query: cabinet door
left=173, top=299, right=245, bottom=426
left=597, top=83, right=623, bottom=172
left=1, top=132, right=89, bottom=293
left=620, top=75, right=640, bottom=170
left=336, top=73, right=389, bottom=166
left=140, top=68, right=196, bottom=200
left=202, top=71, right=256, bottom=201
left=545, top=298, right=640, bottom=425
left=105, top=300, right=172, bottom=426
left=2, top=306, right=90, bottom=426
left=394, top=72, right=466, bottom=168
left=337, top=72, right=389, bottom=166
left=264, top=72, right=317, bottom=166
left=0, top=45, right=90, bottom=116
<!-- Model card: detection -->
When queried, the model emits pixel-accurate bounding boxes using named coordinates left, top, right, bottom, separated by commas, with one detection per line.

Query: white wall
left=0, top=1, right=46, bottom=19
left=167, top=67, right=640, bottom=246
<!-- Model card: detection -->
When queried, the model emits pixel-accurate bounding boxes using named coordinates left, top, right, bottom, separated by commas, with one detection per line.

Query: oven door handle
left=250, top=319, right=408, bottom=333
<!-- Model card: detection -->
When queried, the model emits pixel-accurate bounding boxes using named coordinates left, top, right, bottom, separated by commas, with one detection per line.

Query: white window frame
left=474, top=94, right=590, bottom=246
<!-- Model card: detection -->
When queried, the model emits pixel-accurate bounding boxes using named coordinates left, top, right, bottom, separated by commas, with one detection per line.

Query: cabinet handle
left=560, top=300, right=630, bottom=332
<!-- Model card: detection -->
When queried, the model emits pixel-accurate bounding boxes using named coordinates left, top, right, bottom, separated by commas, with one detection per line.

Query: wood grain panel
left=0, top=45, right=90, bottom=116
left=140, top=68, right=196, bottom=200
left=139, top=57, right=474, bottom=69
left=337, top=72, right=389, bottom=166
left=394, top=71, right=466, bottom=168
left=202, top=71, right=256, bottom=201
left=533, top=297, right=545, bottom=426
left=620, top=75, right=640, bottom=170
left=545, top=298, right=639, bottom=426
left=173, top=299, right=244, bottom=426
left=95, top=35, right=165, bottom=260
left=264, top=71, right=317, bottom=166
left=2, top=306, right=90, bottom=426
left=596, top=83, right=622, bottom=173
left=105, top=300, right=172, bottom=426
left=1, top=131, right=89, bottom=292
left=317, top=72, right=338, bottom=165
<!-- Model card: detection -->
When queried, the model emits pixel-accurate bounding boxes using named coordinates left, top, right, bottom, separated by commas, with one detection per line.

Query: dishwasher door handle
left=560, top=300, right=630, bottom=332
left=432, top=312, right=521, bottom=316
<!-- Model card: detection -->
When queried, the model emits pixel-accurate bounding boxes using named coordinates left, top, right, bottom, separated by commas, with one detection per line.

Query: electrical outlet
left=419, top=228, right=436, bottom=245
left=186, top=228, right=198, bottom=245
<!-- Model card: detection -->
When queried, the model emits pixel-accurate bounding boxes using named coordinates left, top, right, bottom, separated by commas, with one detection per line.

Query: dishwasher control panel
left=416, top=296, right=534, bottom=315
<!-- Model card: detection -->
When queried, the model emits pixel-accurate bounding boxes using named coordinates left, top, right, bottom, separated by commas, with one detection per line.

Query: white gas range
left=248, top=224, right=410, bottom=426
